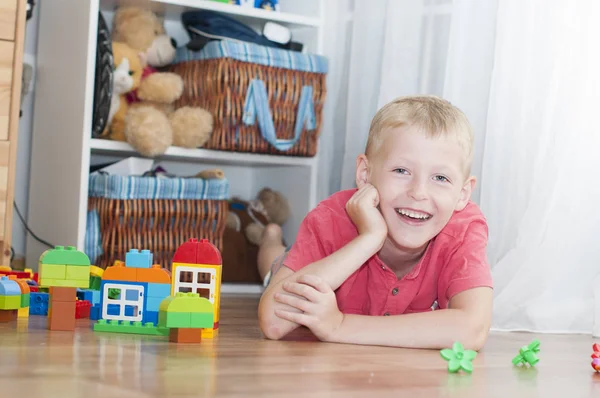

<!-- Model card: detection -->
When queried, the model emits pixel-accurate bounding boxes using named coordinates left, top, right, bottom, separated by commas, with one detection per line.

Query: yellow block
left=201, top=328, right=219, bottom=339
left=171, top=262, right=222, bottom=324
left=18, top=307, right=29, bottom=318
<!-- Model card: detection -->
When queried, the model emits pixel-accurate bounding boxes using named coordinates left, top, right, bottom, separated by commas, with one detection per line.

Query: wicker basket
left=168, top=40, right=328, bottom=157
left=85, top=173, right=229, bottom=270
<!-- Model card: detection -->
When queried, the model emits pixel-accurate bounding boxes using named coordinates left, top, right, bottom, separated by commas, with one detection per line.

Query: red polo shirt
left=283, top=189, right=493, bottom=315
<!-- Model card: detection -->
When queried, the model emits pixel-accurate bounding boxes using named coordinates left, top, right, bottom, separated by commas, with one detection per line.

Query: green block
left=158, top=311, right=190, bottom=328
left=39, top=245, right=90, bottom=266
left=41, top=278, right=89, bottom=288
left=93, top=319, right=169, bottom=336
left=40, top=264, right=66, bottom=280
left=190, top=312, right=214, bottom=328
left=20, top=293, right=30, bottom=308
left=160, top=292, right=214, bottom=313
left=0, top=295, right=21, bottom=310
left=89, top=275, right=101, bottom=291
left=66, top=265, right=90, bottom=281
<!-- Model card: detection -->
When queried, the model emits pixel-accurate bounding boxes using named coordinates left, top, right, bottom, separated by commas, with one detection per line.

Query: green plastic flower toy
left=440, top=342, right=477, bottom=373
left=512, top=339, right=541, bottom=367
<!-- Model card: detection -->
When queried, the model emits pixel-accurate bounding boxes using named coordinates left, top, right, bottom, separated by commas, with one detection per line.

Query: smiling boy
left=257, top=95, right=493, bottom=350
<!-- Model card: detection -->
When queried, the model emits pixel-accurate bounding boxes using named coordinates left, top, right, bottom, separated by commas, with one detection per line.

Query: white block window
left=174, top=267, right=216, bottom=304
left=102, top=283, right=144, bottom=322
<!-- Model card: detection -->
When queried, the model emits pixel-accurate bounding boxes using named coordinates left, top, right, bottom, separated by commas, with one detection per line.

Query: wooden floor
left=1, top=294, right=599, bottom=397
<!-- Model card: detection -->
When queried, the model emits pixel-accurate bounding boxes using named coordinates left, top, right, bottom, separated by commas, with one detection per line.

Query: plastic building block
left=146, top=297, right=165, bottom=312
left=137, top=265, right=170, bottom=283
left=89, top=275, right=102, bottom=291
left=0, top=276, right=22, bottom=295
left=159, top=311, right=191, bottom=328
left=592, top=343, right=600, bottom=372
left=172, top=238, right=222, bottom=265
left=0, top=295, right=21, bottom=310
left=147, top=283, right=171, bottom=298
left=29, top=292, right=49, bottom=315
left=103, top=264, right=138, bottom=282
left=66, top=265, right=90, bottom=281
left=169, top=328, right=202, bottom=343
left=39, top=245, right=90, bottom=266
left=126, top=249, right=153, bottom=269
left=18, top=307, right=29, bottom=318
left=75, top=300, right=92, bottom=319
left=90, top=265, right=104, bottom=278
left=512, top=339, right=541, bottom=367
left=440, top=342, right=477, bottom=373
left=48, top=301, right=76, bottom=331
left=160, top=292, right=214, bottom=313
left=39, top=264, right=66, bottom=280
left=158, top=293, right=215, bottom=329
left=190, top=312, right=215, bottom=328
left=144, top=310, right=158, bottom=325
left=20, top=293, right=30, bottom=308
left=93, top=319, right=169, bottom=336
left=90, top=305, right=101, bottom=320
left=50, top=286, right=76, bottom=302
left=0, top=310, right=17, bottom=322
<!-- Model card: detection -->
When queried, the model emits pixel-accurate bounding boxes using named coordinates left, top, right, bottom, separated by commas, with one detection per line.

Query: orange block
left=169, top=328, right=202, bottom=343
left=48, top=301, right=76, bottom=331
left=50, top=286, right=77, bottom=302
left=103, top=265, right=137, bottom=282
left=137, top=265, right=170, bottom=283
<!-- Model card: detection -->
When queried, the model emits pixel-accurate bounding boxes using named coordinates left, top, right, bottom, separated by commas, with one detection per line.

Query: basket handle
left=242, top=79, right=316, bottom=151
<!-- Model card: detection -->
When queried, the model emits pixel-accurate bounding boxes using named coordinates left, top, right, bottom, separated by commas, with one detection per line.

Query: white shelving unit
left=26, top=0, right=326, bottom=289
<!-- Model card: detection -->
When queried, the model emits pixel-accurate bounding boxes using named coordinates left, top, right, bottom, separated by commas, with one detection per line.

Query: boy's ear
left=455, top=176, right=476, bottom=211
left=355, top=154, right=370, bottom=188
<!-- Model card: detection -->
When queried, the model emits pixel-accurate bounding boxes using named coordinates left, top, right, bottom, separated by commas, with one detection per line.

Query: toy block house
left=99, top=249, right=171, bottom=326
left=171, top=239, right=223, bottom=338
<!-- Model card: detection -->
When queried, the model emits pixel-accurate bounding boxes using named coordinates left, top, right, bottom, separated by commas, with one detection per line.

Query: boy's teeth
left=397, top=209, right=430, bottom=219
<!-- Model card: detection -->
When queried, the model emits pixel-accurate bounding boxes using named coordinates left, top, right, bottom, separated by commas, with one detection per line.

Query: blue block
left=125, top=249, right=153, bottom=269
left=0, top=277, right=21, bottom=295
left=77, top=288, right=93, bottom=302
left=91, top=290, right=101, bottom=305
left=29, top=292, right=49, bottom=315
left=147, top=283, right=171, bottom=298
left=146, top=296, right=164, bottom=312
left=144, top=310, right=158, bottom=325
left=90, top=305, right=101, bottom=320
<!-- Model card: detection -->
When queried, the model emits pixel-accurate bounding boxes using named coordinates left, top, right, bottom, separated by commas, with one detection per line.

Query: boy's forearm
left=259, top=234, right=381, bottom=340
left=329, top=309, right=490, bottom=350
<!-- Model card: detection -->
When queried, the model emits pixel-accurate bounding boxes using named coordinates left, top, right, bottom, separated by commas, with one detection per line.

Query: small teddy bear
left=101, top=41, right=144, bottom=141
left=227, top=188, right=291, bottom=246
left=111, top=6, right=213, bottom=157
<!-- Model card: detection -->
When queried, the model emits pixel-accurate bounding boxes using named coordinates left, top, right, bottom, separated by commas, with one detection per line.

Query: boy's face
left=356, top=126, right=475, bottom=254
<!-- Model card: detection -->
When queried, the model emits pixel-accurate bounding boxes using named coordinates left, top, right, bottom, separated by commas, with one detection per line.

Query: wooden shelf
left=100, top=0, right=322, bottom=28
left=90, top=138, right=318, bottom=167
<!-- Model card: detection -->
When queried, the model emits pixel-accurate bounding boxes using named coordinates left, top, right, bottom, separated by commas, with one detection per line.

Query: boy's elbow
left=463, top=318, right=490, bottom=351
left=258, top=298, right=286, bottom=340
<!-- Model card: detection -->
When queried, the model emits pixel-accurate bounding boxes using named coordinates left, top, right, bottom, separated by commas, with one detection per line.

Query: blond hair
left=365, top=95, right=474, bottom=173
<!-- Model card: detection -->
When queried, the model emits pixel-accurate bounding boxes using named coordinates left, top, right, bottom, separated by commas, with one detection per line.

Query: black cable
left=13, top=201, right=54, bottom=249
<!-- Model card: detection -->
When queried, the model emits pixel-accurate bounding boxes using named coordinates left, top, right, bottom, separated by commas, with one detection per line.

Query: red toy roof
left=172, top=238, right=222, bottom=265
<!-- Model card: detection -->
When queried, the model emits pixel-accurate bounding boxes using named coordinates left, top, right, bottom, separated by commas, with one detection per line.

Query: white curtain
left=319, top=0, right=600, bottom=334
left=480, top=0, right=600, bottom=334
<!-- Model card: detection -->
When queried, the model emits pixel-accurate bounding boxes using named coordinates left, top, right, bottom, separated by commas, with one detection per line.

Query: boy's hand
left=273, top=275, right=344, bottom=342
left=346, top=184, right=388, bottom=248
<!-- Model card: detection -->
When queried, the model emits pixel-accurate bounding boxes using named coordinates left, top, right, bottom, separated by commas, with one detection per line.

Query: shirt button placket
left=392, top=287, right=399, bottom=296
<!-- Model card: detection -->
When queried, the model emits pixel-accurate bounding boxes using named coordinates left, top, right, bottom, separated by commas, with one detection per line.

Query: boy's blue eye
left=434, top=175, right=449, bottom=183
left=393, top=168, right=408, bottom=174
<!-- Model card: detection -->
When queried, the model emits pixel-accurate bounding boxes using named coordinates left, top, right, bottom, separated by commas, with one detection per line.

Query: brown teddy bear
left=221, top=188, right=290, bottom=283
left=111, top=6, right=213, bottom=157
